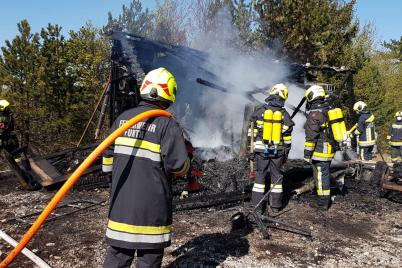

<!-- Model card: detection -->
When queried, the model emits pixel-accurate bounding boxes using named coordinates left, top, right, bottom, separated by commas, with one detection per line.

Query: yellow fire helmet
left=269, top=83, right=289, bottom=100
left=304, top=85, right=326, bottom=102
left=0, top=100, right=10, bottom=111
left=140, top=67, right=177, bottom=105
left=395, top=111, right=402, bottom=118
left=353, top=101, right=367, bottom=113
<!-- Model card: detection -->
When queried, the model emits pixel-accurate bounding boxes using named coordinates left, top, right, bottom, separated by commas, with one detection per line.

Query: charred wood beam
left=382, top=182, right=402, bottom=192
left=173, top=190, right=250, bottom=211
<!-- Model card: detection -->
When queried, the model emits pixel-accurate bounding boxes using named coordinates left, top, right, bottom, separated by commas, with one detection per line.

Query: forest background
left=0, top=0, right=400, bottom=152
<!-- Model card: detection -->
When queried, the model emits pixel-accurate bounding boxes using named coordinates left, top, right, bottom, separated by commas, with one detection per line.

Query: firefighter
left=388, top=111, right=402, bottom=177
left=352, top=101, right=376, bottom=161
left=0, top=100, right=21, bottom=162
left=102, top=68, right=190, bottom=268
left=304, top=85, right=336, bottom=210
left=250, top=83, right=294, bottom=212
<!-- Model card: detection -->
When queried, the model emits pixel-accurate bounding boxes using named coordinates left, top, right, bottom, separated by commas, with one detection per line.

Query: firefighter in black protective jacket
left=304, top=85, right=336, bottom=210
left=388, top=111, right=402, bottom=176
left=102, top=68, right=190, bottom=268
left=250, top=83, right=294, bottom=212
left=0, top=100, right=21, bottom=162
left=352, top=101, right=376, bottom=161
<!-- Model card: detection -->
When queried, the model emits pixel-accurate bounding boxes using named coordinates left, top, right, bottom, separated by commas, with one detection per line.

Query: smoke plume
left=170, top=8, right=307, bottom=160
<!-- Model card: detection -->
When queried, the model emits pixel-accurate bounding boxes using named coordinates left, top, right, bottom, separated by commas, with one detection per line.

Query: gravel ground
left=0, top=166, right=401, bottom=267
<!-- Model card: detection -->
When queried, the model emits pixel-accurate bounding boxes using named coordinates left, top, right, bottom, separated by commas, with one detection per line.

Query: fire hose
left=0, top=109, right=171, bottom=267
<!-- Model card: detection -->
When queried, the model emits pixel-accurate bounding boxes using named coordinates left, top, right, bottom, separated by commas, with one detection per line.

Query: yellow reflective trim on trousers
left=366, top=115, right=375, bottom=123
left=108, top=219, right=171, bottom=234
left=115, top=137, right=161, bottom=153
left=390, top=141, right=402, bottom=146
left=360, top=149, right=366, bottom=161
left=392, top=124, right=402, bottom=129
left=316, top=167, right=330, bottom=196
left=283, top=136, right=292, bottom=141
left=317, top=189, right=330, bottom=196
left=252, top=183, right=265, bottom=193
left=102, top=157, right=113, bottom=165
left=358, top=140, right=375, bottom=146
left=270, top=184, right=282, bottom=189
left=253, top=183, right=265, bottom=189
left=317, top=166, right=323, bottom=195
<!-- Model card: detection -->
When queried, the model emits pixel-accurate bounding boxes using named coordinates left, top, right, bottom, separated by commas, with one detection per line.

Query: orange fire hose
left=0, top=109, right=171, bottom=267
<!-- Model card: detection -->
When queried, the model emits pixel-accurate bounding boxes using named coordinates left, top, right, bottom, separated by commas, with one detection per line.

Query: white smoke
left=172, top=8, right=307, bottom=159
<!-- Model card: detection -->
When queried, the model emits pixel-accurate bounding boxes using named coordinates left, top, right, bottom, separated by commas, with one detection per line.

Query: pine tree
left=0, top=20, right=42, bottom=144
left=254, top=0, right=358, bottom=65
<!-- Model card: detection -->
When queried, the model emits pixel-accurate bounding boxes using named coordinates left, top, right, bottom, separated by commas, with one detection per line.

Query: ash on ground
left=0, top=157, right=401, bottom=268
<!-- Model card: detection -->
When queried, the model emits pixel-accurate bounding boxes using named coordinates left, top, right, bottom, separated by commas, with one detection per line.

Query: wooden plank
left=382, top=182, right=402, bottom=192
left=28, top=158, right=61, bottom=187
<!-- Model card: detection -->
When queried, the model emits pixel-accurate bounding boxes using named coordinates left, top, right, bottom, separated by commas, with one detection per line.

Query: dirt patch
left=0, top=165, right=401, bottom=267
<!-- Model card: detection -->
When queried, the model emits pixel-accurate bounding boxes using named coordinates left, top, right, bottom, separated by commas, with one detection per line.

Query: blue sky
left=0, top=0, right=401, bottom=48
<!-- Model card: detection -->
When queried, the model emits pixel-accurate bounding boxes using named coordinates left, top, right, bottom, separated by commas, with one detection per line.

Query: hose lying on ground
left=0, top=109, right=171, bottom=267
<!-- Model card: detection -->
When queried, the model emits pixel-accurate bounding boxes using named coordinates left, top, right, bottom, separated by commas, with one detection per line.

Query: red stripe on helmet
left=158, top=83, right=171, bottom=96
left=140, top=80, right=152, bottom=91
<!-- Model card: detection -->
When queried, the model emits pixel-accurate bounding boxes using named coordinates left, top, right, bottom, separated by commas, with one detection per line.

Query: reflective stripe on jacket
left=355, top=112, right=376, bottom=147
left=389, top=120, right=402, bottom=146
left=304, top=108, right=336, bottom=162
left=250, top=102, right=294, bottom=154
left=103, top=102, right=189, bottom=249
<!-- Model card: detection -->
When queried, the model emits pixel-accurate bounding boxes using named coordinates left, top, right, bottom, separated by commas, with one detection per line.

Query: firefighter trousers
left=0, top=132, right=20, bottom=161
left=390, top=146, right=401, bottom=163
left=359, top=146, right=374, bottom=161
left=103, top=246, right=164, bottom=268
left=251, top=153, right=284, bottom=210
left=312, top=160, right=331, bottom=208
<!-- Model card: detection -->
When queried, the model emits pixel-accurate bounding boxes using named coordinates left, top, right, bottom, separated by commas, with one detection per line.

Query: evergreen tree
left=64, top=23, right=110, bottom=143
left=107, top=0, right=154, bottom=37
left=0, top=20, right=42, bottom=144
left=254, top=0, right=358, bottom=65
left=383, top=36, right=402, bottom=61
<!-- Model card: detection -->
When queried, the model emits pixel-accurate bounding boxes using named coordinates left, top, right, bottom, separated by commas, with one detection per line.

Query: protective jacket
left=354, top=111, right=376, bottom=147
left=251, top=95, right=294, bottom=156
left=102, top=102, right=190, bottom=250
left=304, top=101, right=336, bottom=161
left=388, top=119, right=402, bottom=147
left=0, top=109, right=14, bottom=136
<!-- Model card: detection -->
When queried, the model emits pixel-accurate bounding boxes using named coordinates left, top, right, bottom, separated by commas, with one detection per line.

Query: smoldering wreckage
left=0, top=29, right=401, bottom=268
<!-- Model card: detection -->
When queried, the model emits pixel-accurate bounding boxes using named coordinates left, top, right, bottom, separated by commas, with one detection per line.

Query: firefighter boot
left=269, top=193, right=283, bottom=212
left=316, top=196, right=331, bottom=210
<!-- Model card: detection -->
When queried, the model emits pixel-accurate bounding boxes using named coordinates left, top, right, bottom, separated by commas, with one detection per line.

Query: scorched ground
left=0, top=160, right=401, bottom=267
